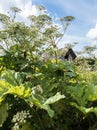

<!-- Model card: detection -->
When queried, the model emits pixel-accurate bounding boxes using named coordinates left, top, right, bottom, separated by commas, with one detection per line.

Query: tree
left=83, top=45, right=97, bottom=58
left=1, top=5, right=97, bottom=130
left=0, top=6, right=76, bottom=130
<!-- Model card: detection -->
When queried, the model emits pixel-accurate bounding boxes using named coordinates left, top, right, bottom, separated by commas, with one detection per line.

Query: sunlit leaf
left=41, top=104, right=54, bottom=118
left=44, top=92, right=65, bottom=105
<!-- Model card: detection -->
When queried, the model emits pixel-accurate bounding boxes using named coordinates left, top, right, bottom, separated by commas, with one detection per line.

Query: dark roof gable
left=64, top=48, right=76, bottom=60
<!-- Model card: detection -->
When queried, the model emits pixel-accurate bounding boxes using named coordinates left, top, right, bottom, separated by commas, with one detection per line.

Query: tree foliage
left=0, top=6, right=97, bottom=130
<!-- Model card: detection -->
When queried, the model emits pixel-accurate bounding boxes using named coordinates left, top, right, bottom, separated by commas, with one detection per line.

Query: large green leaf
left=71, top=102, right=93, bottom=115
left=0, top=80, right=62, bottom=118
left=0, top=103, right=8, bottom=127
left=27, top=95, right=42, bottom=108
left=71, top=102, right=97, bottom=117
left=8, top=85, right=31, bottom=98
left=0, top=80, right=11, bottom=102
left=0, top=80, right=31, bottom=103
left=41, top=92, right=65, bottom=117
left=26, top=92, right=65, bottom=118
left=41, top=104, right=54, bottom=118
left=0, top=70, right=23, bottom=86
left=44, top=92, right=65, bottom=105
left=87, top=85, right=97, bottom=101
left=67, top=84, right=88, bottom=106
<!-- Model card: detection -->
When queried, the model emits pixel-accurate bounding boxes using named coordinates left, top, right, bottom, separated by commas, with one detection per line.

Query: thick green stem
left=36, top=111, right=45, bottom=130
left=54, top=51, right=58, bottom=64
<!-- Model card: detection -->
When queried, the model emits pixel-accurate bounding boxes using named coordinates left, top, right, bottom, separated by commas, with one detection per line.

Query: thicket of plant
left=0, top=6, right=97, bottom=130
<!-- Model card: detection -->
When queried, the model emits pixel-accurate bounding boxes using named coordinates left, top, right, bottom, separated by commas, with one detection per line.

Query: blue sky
left=0, top=0, right=97, bottom=53
left=33, top=0, right=97, bottom=49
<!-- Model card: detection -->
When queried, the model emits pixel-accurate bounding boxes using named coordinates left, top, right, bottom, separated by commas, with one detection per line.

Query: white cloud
left=0, top=4, right=4, bottom=14
left=58, top=34, right=87, bottom=51
left=87, top=23, right=97, bottom=40
left=86, top=23, right=97, bottom=45
left=21, top=4, right=39, bottom=17
left=0, top=0, right=39, bottom=18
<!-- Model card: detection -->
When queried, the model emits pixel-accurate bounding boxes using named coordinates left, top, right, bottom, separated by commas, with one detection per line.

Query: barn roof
left=59, top=47, right=77, bottom=60
left=42, top=47, right=77, bottom=61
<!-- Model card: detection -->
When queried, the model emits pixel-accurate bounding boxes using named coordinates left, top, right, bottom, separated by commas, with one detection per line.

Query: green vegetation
left=0, top=6, right=97, bottom=130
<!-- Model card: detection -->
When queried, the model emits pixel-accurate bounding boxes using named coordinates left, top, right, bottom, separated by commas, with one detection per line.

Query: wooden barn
left=42, top=47, right=77, bottom=62
left=59, top=48, right=77, bottom=62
